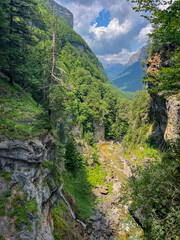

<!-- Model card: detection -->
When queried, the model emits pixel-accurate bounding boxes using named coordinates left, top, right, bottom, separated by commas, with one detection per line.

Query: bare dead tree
left=51, top=7, right=56, bottom=84
left=51, top=7, right=70, bottom=89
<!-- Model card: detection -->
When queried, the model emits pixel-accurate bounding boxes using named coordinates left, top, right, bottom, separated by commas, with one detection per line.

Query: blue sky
left=91, top=9, right=111, bottom=27
left=55, top=0, right=153, bottom=65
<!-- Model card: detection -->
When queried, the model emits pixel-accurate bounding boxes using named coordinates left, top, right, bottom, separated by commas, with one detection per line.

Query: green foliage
left=107, top=182, right=113, bottom=195
left=63, top=169, right=96, bottom=221
left=0, top=0, right=38, bottom=84
left=51, top=201, right=67, bottom=240
left=0, top=171, right=12, bottom=181
left=3, top=189, right=11, bottom=197
left=0, top=197, right=6, bottom=216
left=0, top=80, right=47, bottom=139
left=0, top=234, right=5, bottom=240
left=42, top=160, right=62, bottom=187
left=65, top=132, right=83, bottom=173
left=86, top=163, right=107, bottom=188
left=145, top=47, right=180, bottom=96
left=127, top=141, right=180, bottom=239
left=123, top=89, right=151, bottom=149
left=9, top=194, right=38, bottom=231
left=92, top=149, right=99, bottom=165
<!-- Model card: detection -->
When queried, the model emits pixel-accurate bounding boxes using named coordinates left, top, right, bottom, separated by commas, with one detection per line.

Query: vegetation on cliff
left=124, top=0, right=180, bottom=239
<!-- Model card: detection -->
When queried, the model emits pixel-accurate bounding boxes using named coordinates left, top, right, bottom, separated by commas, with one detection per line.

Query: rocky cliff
left=146, top=53, right=180, bottom=148
left=45, top=0, right=74, bottom=28
left=0, top=133, right=56, bottom=240
left=0, top=133, right=84, bottom=240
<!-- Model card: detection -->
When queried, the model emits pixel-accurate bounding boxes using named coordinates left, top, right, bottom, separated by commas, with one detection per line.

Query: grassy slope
left=0, top=79, right=48, bottom=139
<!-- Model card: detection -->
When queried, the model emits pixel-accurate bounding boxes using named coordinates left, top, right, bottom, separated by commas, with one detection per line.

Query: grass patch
left=0, top=80, right=52, bottom=139
left=52, top=201, right=68, bottom=240
left=107, top=182, right=113, bottom=195
left=0, top=171, right=12, bottom=181
left=43, top=160, right=62, bottom=187
left=63, top=161, right=107, bottom=221
left=0, top=234, right=5, bottom=240
left=3, top=189, right=11, bottom=197
left=63, top=167, right=96, bottom=221
left=86, top=163, right=107, bottom=188
left=9, top=194, right=38, bottom=231
left=0, top=197, right=6, bottom=216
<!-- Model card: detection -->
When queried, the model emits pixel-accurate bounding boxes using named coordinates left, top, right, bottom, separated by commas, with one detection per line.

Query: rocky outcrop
left=0, top=133, right=86, bottom=240
left=44, top=0, right=74, bottom=28
left=0, top=133, right=57, bottom=240
left=146, top=53, right=180, bottom=147
left=85, top=211, right=114, bottom=240
left=93, top=121, right=105, bottom=142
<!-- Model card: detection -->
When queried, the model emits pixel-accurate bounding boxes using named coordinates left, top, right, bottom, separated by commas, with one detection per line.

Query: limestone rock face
left=152, top=93, right=180, bottom=148
left=150, top=93, right=180, bottom=148
left=164, top=95, right=180, bottom=141
left=0, top=133, right=56, bottom=240
left=146, top=53, right=180, bottom=147
left=0, top=136, right=45, bottom=164
left=44, top=0, right=74, bottom=28
left=94, top=121, right=105, bottom=142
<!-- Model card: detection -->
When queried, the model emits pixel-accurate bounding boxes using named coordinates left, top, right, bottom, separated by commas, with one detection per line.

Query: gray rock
left=0, top=134, right=56, bottom=240
left=0, top=216, right=10, bottom=236
left=0, top=136, right=45, bottom=164
left=19, top=230, right=36, bottom=240
left=89, top=213, right=102, bottom=221
left=0, top=177, right=9, bottom=196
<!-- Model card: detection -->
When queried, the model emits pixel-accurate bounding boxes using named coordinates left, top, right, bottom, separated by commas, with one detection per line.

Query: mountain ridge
left=104, top=46, right=146, bottom=92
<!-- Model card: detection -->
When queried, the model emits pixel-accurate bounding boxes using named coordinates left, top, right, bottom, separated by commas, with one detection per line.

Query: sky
left=55, top=0, right=153, bottom=65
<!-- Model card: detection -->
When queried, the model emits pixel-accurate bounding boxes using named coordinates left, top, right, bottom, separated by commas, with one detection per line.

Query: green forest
left=0, top=0, right=179, bottom=239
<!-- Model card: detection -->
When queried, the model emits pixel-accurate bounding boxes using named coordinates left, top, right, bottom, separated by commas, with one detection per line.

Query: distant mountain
left=126, top=46, right=146, bottom=66
left=103, top=63, right=125, bottom=80
left=112, top=61, right=144, bottom=92
left=104, top=46, right=146, bottom=92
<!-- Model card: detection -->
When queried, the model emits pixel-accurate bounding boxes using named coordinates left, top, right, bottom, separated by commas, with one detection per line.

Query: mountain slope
left=105, top=47, right=146, bottom=92
left=112, top=60, right=144, bottom=92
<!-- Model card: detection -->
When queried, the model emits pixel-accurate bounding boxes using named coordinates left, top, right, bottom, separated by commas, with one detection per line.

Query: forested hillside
left=0, top=0, right=130, bottom=141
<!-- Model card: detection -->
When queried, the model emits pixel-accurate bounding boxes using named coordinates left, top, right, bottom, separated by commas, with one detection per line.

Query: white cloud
left=136, top=24, right=153, bottom=44
left=64, top=2, right=101, bottom=36
left=89, top=18, right=132, bottom=40
left=55, top=0, right=149, bottom=64
left=98, top=49, right=136, bottom=64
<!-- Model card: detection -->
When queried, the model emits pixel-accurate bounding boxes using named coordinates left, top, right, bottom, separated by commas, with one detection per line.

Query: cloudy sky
left=55, top=0, right=152, bottom=65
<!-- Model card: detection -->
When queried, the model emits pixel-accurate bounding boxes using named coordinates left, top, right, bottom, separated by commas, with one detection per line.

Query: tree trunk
left=51, top=7, right=56, bottom=84
left=9, top=0, right=14, bottom=85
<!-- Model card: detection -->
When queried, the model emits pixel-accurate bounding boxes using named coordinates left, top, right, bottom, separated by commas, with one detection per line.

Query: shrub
left=127, top=141, right=180, bottom=239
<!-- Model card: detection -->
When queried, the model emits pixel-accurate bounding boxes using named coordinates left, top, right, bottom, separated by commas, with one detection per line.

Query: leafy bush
left=127, top=141, right=180, bottom=239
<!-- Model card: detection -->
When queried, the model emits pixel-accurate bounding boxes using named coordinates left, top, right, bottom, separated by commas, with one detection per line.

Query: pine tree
left=0, top=0, right=37, bottom=84
left=65, top=131, right=82, bottom=173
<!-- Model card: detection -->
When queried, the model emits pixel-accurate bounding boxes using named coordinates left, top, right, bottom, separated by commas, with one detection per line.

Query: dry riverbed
left=85, top=142, right=143, bottom=240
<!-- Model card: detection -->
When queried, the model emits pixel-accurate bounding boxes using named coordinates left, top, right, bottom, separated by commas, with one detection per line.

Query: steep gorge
left=0, top=0, right=179, bottom=239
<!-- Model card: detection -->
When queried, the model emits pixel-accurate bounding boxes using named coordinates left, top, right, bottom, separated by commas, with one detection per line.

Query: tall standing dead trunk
left=51, top=7, right=56, bottom=84
left=9, top=0, right=14, bottom=85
